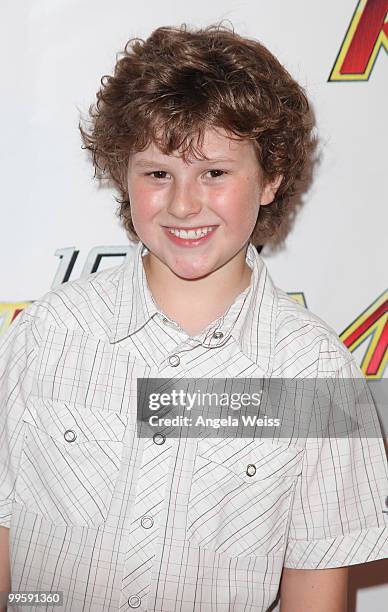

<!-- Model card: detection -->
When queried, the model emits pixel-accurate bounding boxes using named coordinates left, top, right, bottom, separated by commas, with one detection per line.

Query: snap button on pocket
left=64, top=429, right=77, bottom=443
left=246, top=463, right=256, bottom=477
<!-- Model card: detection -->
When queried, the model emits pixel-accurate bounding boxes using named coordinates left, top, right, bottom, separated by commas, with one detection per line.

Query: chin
left=170, top=264, right=213, bottom=281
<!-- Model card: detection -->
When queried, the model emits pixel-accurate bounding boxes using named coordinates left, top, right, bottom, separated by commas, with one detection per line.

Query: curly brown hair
left=80, top=24, right=315, bottom=245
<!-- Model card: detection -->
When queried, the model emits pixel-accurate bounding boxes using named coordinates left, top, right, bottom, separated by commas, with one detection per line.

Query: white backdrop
left=1, top=1, right=387, bottom=609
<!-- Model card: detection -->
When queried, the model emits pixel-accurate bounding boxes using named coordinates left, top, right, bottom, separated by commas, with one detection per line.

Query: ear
left=259, top=174, right=283, bottom=206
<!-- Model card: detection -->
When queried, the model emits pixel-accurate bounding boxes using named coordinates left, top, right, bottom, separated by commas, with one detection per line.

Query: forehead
left=130, top=128, right=256, bottom=163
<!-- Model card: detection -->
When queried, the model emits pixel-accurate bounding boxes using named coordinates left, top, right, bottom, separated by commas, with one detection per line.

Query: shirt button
left=212, top=330, right=224, bottom=339
left=153, top=432, right=166, bottom=445
left=168, top=354, right=180, bottom=367
left=140, top=515, right=154, bottom=529
left=162, top=316, right=169, bottom=324
left=64, top=429, right=77, bottom=443
left=128, top=595, right=141, bottom=608
left=246, top=464, right=256, bottom=477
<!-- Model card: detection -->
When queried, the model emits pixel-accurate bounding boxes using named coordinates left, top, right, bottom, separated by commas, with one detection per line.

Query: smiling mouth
left=165, top=226, right=217, bottom=239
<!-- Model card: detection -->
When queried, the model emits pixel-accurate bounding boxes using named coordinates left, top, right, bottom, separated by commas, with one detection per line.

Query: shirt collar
left=110, top=241, right=158, bottom=342
left=110, top=241, right=276, bottom=375
left=232, top=244, right=277, bottom=375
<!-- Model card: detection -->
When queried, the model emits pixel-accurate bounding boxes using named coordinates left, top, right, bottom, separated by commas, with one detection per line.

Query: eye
left=206, top=169, right=227, bottom=178
left=146, top=171, right=170, bottom=179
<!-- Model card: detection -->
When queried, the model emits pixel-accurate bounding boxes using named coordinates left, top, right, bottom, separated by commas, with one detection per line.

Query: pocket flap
left=196, top=437, right=304, bottom=480
left=23, top=396, right=128, bottom=444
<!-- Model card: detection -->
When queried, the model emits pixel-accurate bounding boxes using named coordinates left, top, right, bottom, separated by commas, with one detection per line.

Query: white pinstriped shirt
left=1, top=241, right=387, bottom=612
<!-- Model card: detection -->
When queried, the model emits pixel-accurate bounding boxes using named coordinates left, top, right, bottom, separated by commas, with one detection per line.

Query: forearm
left=280, top=567, right=348, bottom=612
left=0, top=527, right=10, bottom=612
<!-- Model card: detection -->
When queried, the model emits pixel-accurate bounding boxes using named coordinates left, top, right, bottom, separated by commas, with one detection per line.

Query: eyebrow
left=133, top=160, right=170, bottom=168
left=202, top=157, right=237, bottom=164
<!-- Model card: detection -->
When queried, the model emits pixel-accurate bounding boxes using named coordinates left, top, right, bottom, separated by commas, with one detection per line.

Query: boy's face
left=127, top=128, right=280, bottom=282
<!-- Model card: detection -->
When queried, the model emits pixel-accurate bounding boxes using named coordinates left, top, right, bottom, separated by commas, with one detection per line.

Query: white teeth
left=167, top=226, right=215, bottom=239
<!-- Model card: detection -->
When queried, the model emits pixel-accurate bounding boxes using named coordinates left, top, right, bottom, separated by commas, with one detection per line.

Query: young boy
left=0, top=24, right=387, bottom=612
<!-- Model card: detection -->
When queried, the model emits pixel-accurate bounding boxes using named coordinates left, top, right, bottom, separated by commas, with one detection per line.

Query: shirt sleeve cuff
left=0, top=502, right=12, bottom=529
left=284, top=525, right=388, bottom=569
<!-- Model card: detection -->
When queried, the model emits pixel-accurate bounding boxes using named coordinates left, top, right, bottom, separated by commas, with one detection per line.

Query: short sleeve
left=0, top=307, right=39, bottom=527
left=284, top=358, right=388, bottom=569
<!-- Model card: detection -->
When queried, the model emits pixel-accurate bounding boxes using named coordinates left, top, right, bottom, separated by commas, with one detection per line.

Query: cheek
left=217, top=183, right=260, bottom=225
left=128, top=184, right=162, bottom=224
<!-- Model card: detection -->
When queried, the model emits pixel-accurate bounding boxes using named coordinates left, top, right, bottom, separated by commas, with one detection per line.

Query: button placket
left=120, top=438, right=174, bottom=611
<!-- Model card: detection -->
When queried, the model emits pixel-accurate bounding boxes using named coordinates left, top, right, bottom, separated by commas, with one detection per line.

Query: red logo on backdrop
left=329, top=0, right=388, bottom=81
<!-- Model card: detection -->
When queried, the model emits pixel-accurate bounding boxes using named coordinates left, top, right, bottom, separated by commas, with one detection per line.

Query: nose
left=166, top=179, right=202, bottom=219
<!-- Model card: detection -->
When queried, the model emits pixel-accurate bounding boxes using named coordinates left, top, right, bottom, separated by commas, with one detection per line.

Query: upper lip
left=164, top=225, right=218, bottom=230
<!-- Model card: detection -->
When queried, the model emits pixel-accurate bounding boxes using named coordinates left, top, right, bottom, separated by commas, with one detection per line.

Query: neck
left=142, top=246, right=252, bottom=323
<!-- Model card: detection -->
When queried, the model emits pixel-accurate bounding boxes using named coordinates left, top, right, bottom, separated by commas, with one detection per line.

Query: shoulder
left=272, top=286, right=355, bottom=376
left=19, top=263, right=126, bottom=341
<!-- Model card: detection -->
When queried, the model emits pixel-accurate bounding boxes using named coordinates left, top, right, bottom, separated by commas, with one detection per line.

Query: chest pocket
left=187, top=438, right=304, bottom=558
left=15, top=396, right=128, bottom=527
